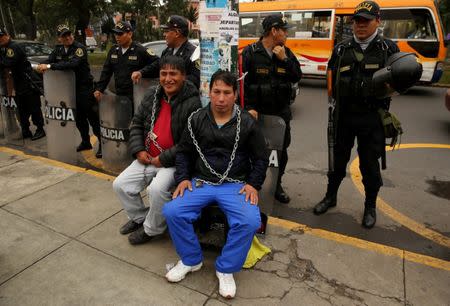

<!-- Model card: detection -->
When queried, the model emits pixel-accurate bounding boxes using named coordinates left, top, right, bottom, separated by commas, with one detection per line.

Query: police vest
left=335, top=39, right=388, bottom=104
left=247, top=43, right=292, bottom=114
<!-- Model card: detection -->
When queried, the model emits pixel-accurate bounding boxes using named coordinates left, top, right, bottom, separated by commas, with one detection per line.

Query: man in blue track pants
left=163, top=70, right=268, bottom=299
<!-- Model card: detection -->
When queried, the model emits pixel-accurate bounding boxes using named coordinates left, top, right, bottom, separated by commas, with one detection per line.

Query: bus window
left=240, top=14, right=258, bottom=37
left=380, top=9, right=437, bottom=40
left=334, top=15, right=353, bottom=45
left=284, top=11, right=332, bottom=39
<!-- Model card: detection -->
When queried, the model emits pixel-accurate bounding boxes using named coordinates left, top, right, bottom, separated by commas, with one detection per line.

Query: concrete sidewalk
left=0, top=148, right=449, bottom=305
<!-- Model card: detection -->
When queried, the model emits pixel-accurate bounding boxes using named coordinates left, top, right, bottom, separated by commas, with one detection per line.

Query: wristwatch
left=46, top=64, right=51, bottom=69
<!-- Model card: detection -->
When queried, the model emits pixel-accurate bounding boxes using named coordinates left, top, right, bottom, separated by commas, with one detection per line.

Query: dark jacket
left=0, top=39, right=36, bottom=95
left=128, top=80, right=201, bottom=167
left=140, top=40, right=200, bottom=88
left=242, top=39, right=302, bottom=121
left=47, top=40, right=94, bottom=90
left=175, top=106, right=269, bottom=190
left=95, top=41, right=158, bottom=97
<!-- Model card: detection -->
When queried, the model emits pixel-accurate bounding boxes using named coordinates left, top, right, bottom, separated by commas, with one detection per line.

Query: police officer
left=131, top=15, right=200, bottom=88
left=242, top=14, right=302, bottom=204
left=313, top=1, right=400, bottom=229
left=94, top=21, right=158, bottom=102
left=0, top=28, right=45, bottom=140
left=38, top=25, right=101, bottom=157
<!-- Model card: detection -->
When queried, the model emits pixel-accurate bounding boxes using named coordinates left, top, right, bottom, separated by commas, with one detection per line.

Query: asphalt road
left=276, top=79, right=450, bottom=261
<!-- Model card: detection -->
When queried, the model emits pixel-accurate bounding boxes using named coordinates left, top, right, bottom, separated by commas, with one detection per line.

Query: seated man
left=163, top=70, right=269, bottom=299
left=113, top=56, right=201, bottom=245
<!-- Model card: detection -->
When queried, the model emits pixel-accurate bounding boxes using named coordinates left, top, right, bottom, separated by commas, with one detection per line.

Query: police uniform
left=242, top=14, right=302, bottom=203
left=314, top=1, right=400, bottom=228
left=139, top=15, right=200, bottom=88
left=95, top=22, right=158, bottom=99
left=47, top=25, right=100, bottom=150
left=0, top=33, right=45, bottom=140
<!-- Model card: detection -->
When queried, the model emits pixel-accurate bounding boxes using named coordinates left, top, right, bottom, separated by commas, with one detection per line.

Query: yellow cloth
left=243, top=236, right=271, bottom=268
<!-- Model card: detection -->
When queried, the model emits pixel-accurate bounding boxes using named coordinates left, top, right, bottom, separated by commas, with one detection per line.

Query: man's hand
left=37, top=64, right=49, bottom=73
left=172, top=180, right=192, bottom=199
left=248, top=109, right=258, bottom=120
left=150, top=155, right=162, bottom=168
left=136, top=151, right=152, bottom=165
left=93, top=90, right=103, bottom=102
left=239, top=184, right=259, bottom=205
left=131, top=71, right=142, bottom=84
left=273, top=45, right=287, bottom=61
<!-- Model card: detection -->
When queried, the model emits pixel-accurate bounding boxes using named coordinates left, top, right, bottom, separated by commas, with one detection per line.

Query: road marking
left=1, top=145, right=449, bottom=272
left=350, top=143, right=450, bottom=249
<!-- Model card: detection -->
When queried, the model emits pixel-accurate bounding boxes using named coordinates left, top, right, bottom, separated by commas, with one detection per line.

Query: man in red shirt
left=113, top=56, right=201, bottom=244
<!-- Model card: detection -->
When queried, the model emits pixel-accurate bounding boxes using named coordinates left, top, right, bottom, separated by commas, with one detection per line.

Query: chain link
left=187, top=105, right=245, bottom=186
left=144, top=86, right=164, bottom=153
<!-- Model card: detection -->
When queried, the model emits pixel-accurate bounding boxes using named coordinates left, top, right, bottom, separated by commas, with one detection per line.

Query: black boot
left=275, top=184, right=290, bottom=204
left=313, top=195, right=337, bottom=215
left=31, top=128, right=46, bottom=141
left=22, top=129, right=33, bottom=139
left=76, top=140, right=92, bottom=152
left=95, top=143, right=102, bottom=158
left=362, top=206, right=376, bottom=228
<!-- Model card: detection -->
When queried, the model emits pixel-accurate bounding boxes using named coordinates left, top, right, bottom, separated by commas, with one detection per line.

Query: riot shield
left=133, top=78, right=158, bottom=113
left=99, top=91, right=133, bottom=174
left=43, top=70, right=78, bottom=164
left=258, top=114, right=286, bottom=217
left=0, top=68, right=24, bottom=146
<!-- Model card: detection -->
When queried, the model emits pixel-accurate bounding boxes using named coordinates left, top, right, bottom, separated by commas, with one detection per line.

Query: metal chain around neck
left=187, top=105, right=245, bottom=185
left=145, top=85, right=164, bottom=153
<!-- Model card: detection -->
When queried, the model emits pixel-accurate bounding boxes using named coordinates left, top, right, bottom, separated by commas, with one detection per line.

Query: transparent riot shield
left=0, top=68, right=24, bottom=146
left=133, top=78, right=158, bottom=113
left=99, top=91, right=133, bottom=174
left=43, top=70, right=78, bottom=164
left=257, top=114, right=286, bottom=217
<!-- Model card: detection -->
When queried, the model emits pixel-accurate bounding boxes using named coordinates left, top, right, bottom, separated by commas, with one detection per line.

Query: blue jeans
left=163, top=180, right=261, bottom=273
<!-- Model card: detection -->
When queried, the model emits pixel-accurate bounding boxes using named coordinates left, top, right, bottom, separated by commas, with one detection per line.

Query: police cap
left=57, top=24, right=71, bottom=37
left=262, top=14, right=292, bottom=32
left=160, top=15, right=189, bottom=35
left=354, top=1, right=381, bottom=20
left=112, top=21, right=133, bottom=34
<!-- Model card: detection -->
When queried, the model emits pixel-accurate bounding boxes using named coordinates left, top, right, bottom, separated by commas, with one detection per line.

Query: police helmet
left=372, top=52, right=423, bottom=99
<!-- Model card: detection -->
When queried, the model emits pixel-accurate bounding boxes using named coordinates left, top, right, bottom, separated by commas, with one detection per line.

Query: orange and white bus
left=239, top=0, right=448, bottom=83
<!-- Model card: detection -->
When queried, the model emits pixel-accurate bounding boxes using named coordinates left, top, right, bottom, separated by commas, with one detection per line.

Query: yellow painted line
left=1, top=145, right=449, bottom=272
left=269, top=216, right=450, bottom=271
left=350, top=143, right=450, bottom=249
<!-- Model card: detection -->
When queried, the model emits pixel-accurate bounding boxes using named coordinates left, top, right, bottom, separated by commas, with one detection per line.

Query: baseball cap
left=262, top=14, right=292, bottom=32
left=112, top=21, right=133, bottom=34
left=354, top=1, right=381, bottom=20
left=160, top=15, right=189, bottom=32
left=57, top=24, right=71, bottom=37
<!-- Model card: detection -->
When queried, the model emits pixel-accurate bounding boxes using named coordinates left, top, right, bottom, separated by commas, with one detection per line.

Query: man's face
left=353, top=16, right=380, bottom=40
left=272, top=27, right=288, bottom=46
left=114, top=31, right=132, bottom=47
left=163, top=29, right=179, bottom=48
left=58, top=33, right=74, bottom=47
left=160, top=66, right=185, bottom=97
left=209, top=80, right=236, bottom=115
left=0, top=34, right=9, bottom=47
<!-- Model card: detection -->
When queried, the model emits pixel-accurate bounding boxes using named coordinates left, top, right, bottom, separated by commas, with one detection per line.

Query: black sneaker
left=128, top=227, right=154, bottom=245
left=313, top=195, right=337, bottom=215
left=362, top=207, right=376, bottom=229
left=275, top=185, right=290, bottom=204
left=119, top=220, right=142, bottom=235
left=76, top=141, right=92, bottom=152
left=31, top=129, right=46, bottom=141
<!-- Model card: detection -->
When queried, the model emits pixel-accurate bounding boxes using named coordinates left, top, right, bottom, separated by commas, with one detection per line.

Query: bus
left=239, top=0, right=448, bottom=83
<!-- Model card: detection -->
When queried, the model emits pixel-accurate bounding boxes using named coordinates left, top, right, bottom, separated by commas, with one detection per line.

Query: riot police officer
left=0, top=28, right=45, bottom=140
left=314, top=1, right=400, bottom=229
left=38, top=25, right=101, bottom=157
left=131, top=15, right=200, bottom=88
left=242, top=14, right=302, bottom=204
left=94, top=21, right=158, bottom=102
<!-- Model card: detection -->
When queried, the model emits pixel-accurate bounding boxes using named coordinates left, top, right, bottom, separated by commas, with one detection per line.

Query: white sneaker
left=216, top=271, right=236, bottom=299
left=166, top=260, right=202, bottom=282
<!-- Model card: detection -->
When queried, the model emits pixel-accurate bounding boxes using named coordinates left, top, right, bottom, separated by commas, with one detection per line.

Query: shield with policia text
left=99, top=91, right=133, bottom=174
left=43, top=70, right=78, bottom=164
left=133, top=78, right=158, bottom=113
left=0, top=67, right=24, bottom=146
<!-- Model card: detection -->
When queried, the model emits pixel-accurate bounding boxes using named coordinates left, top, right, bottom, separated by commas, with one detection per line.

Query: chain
left=145, top=86, right=164, bottom=153
left=187, top=105, right=245, bottom=186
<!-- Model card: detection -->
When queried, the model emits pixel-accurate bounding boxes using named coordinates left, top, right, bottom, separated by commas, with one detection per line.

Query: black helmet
left=372, top=52, right=423, bottom=99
